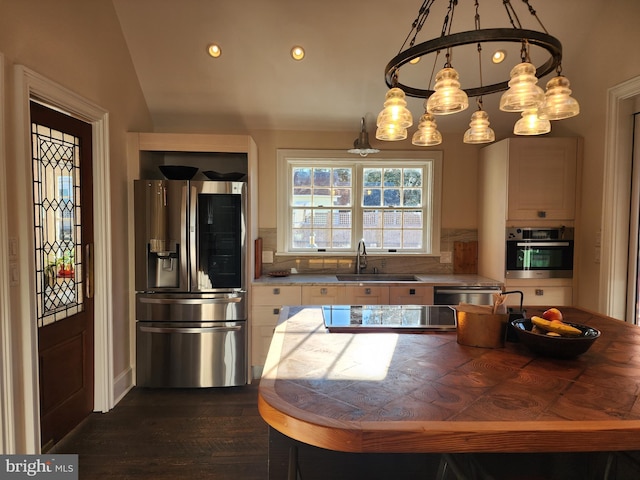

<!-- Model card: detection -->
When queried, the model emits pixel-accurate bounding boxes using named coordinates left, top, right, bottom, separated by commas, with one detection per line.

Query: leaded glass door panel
left=31, top=101, right=94, bottom=449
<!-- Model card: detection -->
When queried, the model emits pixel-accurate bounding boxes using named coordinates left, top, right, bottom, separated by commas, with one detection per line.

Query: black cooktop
left=322, top=305, right=457, bottom=333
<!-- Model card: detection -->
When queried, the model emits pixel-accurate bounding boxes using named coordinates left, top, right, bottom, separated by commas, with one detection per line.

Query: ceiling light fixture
left=376, top=86, right=413, bottom=141
left=348, top=117, right=380, bottom=156
left=492, top=50, right=506, bottom=64
left=291, top=46, right=305, bottom=61
left=412, top=112, right=442, bottom=146
left=207, top=43, right=222, bottom=58
left=377, top=0, right=579, bottom=144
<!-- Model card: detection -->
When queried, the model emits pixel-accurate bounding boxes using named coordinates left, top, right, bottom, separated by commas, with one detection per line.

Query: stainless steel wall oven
left=134, top=180, right=247, bottom=387
left=506, top=227, right=574, bottom=279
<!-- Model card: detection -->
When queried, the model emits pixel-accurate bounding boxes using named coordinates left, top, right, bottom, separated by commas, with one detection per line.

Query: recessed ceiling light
left=492, top=50, right=506, bottom=64
left=207, top=43, right=222, bottom=58
left=291, top=45, right=305, bottom=61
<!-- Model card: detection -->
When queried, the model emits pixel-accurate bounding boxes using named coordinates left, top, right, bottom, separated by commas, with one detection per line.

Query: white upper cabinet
left=506, top=138, right=579, bottom=221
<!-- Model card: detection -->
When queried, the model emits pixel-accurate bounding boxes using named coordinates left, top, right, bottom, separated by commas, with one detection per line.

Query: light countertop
left=252, top=273, right=502, bottom=286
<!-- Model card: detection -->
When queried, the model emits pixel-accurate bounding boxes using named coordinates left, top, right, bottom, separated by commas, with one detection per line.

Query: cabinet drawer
left=252, top=285, right=301, bottom=306
left=389, top=286, right=434, bottom=305
left=251, top=325, right=277, bottom=366
left=251, top=306, right=284, bottom=326
left=339, top=286, right=389, bottom=304
left=507, top=286, right=572, bottom=307
left=301, top=286, right=341, bottom=305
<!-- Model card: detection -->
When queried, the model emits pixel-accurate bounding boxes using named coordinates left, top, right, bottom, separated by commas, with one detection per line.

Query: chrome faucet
left=356, top=239, right=367, bottom=274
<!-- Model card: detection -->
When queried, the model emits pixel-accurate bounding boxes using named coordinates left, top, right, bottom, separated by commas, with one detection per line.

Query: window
left=277, top=150, right=442, bottom=255
left=32, top=120, right=82, bottom=326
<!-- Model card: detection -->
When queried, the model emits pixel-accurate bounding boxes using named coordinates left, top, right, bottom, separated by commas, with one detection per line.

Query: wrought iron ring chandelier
left=376, top=0, right=579, bottom=146
left=384, top=29, right=561, bottom=98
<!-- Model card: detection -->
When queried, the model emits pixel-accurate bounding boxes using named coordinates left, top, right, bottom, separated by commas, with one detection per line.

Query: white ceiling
left=112, top=0, right=604, bottom=139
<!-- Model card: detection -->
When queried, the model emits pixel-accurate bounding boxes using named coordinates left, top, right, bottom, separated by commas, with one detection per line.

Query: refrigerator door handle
left=139, top=325, right=243, bottom=334
left=138, top=296, right=243, bottom=305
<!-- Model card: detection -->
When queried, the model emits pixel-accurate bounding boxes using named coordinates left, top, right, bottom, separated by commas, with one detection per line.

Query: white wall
left=0, top=0, right=152, bottom=452
left=563, top=0, right=640, bottom=313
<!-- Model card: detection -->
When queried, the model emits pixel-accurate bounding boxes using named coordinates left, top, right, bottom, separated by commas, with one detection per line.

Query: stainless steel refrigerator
left=134, top=179, right=247, bottom=387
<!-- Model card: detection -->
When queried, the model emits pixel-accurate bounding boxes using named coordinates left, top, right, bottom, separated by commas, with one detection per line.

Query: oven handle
left=139, top=325, right=243, bottom=334
left=138, top=296, right=244, bottom=305
left=516, top=241, right=570, bottom=247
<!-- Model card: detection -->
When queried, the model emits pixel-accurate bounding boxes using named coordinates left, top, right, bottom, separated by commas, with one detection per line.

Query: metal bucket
left=455, top=311, right=509, bottom=348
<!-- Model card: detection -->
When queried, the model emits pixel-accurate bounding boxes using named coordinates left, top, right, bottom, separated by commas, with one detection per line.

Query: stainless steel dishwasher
left=433, top=285, right=502, bottom=305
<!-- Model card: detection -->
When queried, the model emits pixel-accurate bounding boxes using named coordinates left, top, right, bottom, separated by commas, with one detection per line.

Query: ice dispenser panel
left=147, top=247, right=180, bottom=289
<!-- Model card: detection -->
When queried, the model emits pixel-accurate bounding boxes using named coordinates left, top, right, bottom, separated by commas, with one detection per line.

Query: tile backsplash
left=257, top=228, right=477, bottom=275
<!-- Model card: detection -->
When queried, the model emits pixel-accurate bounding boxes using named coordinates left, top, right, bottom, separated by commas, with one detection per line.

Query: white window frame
left=277, top=149, right=442, bottom=255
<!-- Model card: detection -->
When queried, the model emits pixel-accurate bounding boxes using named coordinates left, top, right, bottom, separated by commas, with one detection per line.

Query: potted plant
left=57, top=249, right=75, bottom=278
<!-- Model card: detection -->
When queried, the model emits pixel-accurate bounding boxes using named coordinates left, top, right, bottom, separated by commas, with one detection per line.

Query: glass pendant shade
left=513, top=108, right=551, bottom=135
left=499, top=62, right=545, bottom=112
left=426, top=67, right=469, bottom=115
left=538, top=75, right=580, bottom=120
left=412, top=113, right=442, bottom=146
left=376, top=87, right=413, bottom=142
left=463, top=110, right=495, bottom=144
left=376, top=123, right=408, bottom=141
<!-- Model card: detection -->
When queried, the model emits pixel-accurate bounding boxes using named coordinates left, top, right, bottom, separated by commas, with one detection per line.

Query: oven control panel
left=506, top=227, right=573, bottom=241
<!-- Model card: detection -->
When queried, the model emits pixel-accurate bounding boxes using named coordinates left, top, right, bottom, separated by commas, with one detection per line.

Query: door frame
left=14, top=65, right=114, bottom=452
left=600, top=76, right=640, bottom=320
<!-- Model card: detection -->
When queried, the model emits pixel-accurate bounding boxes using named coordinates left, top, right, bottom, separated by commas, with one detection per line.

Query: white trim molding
left=14, top=66, right=114, bottom=452
left=0, top=52, right=17, bottom=453
left=600, top=76, right=640, bottom=320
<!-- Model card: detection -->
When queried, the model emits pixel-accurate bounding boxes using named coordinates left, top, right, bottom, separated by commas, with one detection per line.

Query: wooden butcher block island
left=258, top=305, right=640, bottom=479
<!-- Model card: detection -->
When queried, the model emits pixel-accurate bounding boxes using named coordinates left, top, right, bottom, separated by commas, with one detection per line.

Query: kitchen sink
left=335, top=274, right=419, bottom=282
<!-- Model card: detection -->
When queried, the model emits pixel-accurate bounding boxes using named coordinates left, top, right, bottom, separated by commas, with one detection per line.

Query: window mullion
left=353, top=163, right=363, bottom=248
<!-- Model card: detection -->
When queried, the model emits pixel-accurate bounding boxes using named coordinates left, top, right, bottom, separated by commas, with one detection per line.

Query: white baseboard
left=112, top=367, right=134, bottom=406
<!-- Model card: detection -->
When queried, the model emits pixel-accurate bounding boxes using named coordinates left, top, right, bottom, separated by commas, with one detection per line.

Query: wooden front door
left=30, top=101, right=95, bottom=449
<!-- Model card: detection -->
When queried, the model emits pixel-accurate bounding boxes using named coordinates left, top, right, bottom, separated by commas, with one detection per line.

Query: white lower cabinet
left=505, top=279, right=573, bottom=307
left=301, top=285, right=341, bottom=305
left=250, top=286, right=301, bottom=378
left=389, top=286, right=434, bottom=305
left=339, top=285, right=390, bottom=304
left=252, top=283, right=437, bottom=378
left=507, top=286, right=572, bottom=307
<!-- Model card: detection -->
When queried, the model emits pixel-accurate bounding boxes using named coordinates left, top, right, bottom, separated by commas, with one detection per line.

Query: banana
left=531, top=316, right=582, bottom=337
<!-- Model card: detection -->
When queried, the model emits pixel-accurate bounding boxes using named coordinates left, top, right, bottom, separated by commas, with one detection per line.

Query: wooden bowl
left=510, top=318, right=600, bottom=358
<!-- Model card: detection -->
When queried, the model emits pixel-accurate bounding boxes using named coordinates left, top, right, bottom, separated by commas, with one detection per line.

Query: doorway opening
left=31, top=101, right=95, bottom=450
left=627, top=112, right=640, bottom=324
left=15, top=65, right=113, bottom=452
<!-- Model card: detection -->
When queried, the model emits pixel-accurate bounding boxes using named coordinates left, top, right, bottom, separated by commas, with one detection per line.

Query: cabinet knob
left=273, top=308, right=280, bottom=315
left=537, top=211, right=547, bottom=218
left=365, top=288, right=371, bottom=295
left=535, top=289, right=544, bottom=296
left=321, top=288, right=327, bottom=295
left=273, top=288, right=280, bottom=295
left=409, top=289, right=416, bottom=295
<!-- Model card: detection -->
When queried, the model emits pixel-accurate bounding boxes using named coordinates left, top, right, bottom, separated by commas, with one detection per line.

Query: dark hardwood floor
left=50, top=381, right=640, bottom=479
left=50, top=383, right=268, bottom=479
